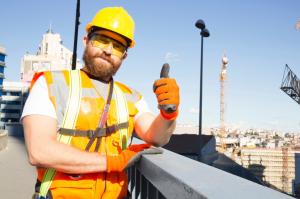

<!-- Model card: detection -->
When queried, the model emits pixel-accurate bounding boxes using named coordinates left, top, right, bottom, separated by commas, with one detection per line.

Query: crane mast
left=219, top=55, right=229, bottom=151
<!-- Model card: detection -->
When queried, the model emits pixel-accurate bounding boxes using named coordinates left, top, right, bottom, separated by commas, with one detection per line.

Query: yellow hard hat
left=86, top=7, right=135, bottom=48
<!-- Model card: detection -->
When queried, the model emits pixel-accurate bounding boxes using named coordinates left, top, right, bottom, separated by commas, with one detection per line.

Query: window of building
left=2, top=91, right=9, bottom=96
left=9, top=91, right=21, bottom=96
left=0, top=54, right=5, bottom=62
left=1, top=100, right=21, bottom=105
left=0, top=118, right=19, bottom=123
left=2, top=91, right=21, bottom=96
left=1, top=109, right=20, bottom=114
left=45, top=43, right=48, bottom=55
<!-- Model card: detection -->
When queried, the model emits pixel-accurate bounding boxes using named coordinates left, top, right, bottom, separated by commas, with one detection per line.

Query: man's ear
left=83, top=35, right=88, bottom=47
left=122, top=52, right=128, bottom=60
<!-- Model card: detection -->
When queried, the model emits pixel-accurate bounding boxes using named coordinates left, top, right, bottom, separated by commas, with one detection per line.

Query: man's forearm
left=28, top=139, right=107, bottom=174
left=147, top=114, right=176, bottom=146
left=23, top=115, right=107, bottom=174
left=135, top=113, right=176, bottom=147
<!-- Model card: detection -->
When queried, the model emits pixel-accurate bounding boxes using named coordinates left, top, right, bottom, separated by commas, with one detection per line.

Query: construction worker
left=21, top=6, right=179, bottom=199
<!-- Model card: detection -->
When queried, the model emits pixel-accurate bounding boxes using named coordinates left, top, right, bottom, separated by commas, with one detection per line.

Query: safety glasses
left=89, top=34, right=127, bottom=58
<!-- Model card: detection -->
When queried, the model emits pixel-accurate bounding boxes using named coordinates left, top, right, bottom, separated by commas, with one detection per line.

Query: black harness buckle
left=87, top=130, right=95, bottom=139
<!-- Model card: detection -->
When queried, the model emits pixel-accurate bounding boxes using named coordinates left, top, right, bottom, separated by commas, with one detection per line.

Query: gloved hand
left=153, top=78, right=180, bottom=120
left=106, top=144, right=163, bottom=172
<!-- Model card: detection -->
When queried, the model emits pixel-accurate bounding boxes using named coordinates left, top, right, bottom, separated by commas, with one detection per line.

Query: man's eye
left=100, top=38, right=110, bottom=44
left=114, top=43, right=123, bottom=50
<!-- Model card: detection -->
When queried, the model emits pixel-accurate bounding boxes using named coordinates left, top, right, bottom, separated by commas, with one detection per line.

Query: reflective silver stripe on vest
left=49, top=72, right=69, bottom=127
left=49, top=75, right=102, bottom=126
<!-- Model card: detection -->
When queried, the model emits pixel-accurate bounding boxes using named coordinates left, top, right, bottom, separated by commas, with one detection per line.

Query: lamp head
left=201, top=28, right=210, bottom=37
left=195, top=19, right=206, bottom=30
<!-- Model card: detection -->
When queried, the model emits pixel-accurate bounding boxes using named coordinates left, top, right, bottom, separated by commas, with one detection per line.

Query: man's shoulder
left=115, top=81, right=135, bottom=94
left=43, top=70, right=72, bottom=83
left=32, top=70, right=69, bottom=80
left=35, top=69, right=69, bottom=74
left=115, top=81, right=142, bottom=101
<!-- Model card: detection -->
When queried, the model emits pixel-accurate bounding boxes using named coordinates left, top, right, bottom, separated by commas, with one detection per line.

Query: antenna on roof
left=49, top=22, right=52, bottom=33
left=47, top=22, right=53, bottom=34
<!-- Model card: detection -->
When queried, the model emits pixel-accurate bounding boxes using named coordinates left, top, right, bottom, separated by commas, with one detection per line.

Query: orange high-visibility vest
left=35, top=70, right=140, bottom=199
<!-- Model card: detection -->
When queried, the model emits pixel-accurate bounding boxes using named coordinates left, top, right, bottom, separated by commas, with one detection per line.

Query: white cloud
left=164, top=52, right=180, bottom=63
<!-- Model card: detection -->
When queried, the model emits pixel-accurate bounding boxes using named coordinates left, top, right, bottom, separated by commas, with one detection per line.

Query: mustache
left=92, top=53, right=113, bottom=64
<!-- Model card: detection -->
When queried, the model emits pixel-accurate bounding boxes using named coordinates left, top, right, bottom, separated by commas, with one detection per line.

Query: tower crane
left=219, top=54, right=229, bottom=152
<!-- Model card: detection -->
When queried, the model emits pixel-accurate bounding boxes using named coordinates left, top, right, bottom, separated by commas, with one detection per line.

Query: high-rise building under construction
left=241, top=147, right=300, bottom=195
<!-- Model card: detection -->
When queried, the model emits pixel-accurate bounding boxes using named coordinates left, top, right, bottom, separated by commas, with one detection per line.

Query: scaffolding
left=282, top=147, right=289, bottom=193
left=241, top=148, right=296, bottom=194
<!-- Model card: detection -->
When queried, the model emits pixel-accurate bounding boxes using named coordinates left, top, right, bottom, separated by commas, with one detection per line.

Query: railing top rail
left=135, top=138, right=294, bottom=199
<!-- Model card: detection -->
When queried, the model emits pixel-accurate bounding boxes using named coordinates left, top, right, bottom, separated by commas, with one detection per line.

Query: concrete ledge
left=129, top=137, right=294, bottom=199
left=0, top=129, right=8, bottom=151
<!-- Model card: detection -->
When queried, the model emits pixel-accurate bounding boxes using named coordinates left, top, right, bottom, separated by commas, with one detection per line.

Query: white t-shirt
left=21, top=76, right=151, bottom=122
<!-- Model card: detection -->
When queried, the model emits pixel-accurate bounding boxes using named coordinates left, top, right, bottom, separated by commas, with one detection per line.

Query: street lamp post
left=195, top=19, right=210, bottom=135
left=72, top=0, right=80, bottom=70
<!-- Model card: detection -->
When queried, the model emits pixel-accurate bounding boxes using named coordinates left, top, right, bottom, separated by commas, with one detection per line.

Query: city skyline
left=0, top=1, right=300, bottom=132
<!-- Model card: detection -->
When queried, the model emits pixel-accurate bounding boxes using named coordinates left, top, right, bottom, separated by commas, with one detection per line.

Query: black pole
left=72, top=0, right=80, bottom=70
left=199, top=35, right=204, bottom=135
left=195, top=19, right=210, bottom=135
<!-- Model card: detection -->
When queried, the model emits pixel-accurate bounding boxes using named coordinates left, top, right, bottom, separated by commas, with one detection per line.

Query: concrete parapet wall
left=130, top=138, right=294, bottom=199
left=0, top=129, right=8, bottom=151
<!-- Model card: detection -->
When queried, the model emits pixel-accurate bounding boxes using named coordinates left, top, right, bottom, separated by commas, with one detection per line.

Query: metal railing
left=128, top=143, right=294, bottom=199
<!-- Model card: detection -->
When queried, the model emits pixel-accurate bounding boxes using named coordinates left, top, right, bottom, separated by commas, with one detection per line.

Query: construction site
left=213, top=62, right=300, bottom=196
left=241, top=147, right=297, bottom=194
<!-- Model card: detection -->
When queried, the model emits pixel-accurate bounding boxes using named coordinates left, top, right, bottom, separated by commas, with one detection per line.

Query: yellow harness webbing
left=39, top=70, right=82, bottom=198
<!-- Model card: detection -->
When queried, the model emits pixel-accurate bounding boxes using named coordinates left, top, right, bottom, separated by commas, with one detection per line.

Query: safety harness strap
left=39, top=70, right=82, bottom=198
left=59, top=122, right=129, bottom=138
left=85, top=80, right=114, bottom=152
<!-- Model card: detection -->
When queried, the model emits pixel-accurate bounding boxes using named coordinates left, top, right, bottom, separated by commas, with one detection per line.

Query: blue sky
left=0, top=0, right=300, bottom=132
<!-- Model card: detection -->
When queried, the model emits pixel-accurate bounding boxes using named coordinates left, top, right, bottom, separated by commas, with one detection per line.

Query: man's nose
left=102, top=43, right=113, bottom=55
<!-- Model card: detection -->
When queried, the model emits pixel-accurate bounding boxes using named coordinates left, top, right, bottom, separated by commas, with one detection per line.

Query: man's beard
left=82, top=47, right=121, bottom=81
